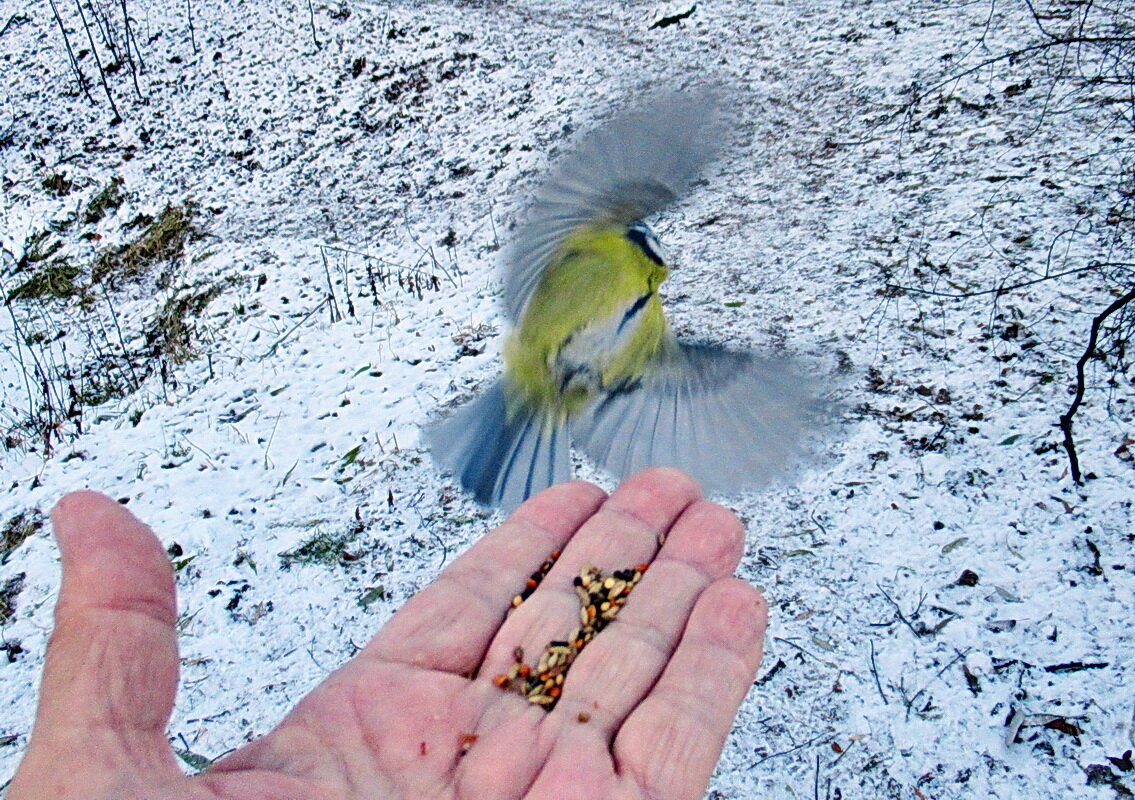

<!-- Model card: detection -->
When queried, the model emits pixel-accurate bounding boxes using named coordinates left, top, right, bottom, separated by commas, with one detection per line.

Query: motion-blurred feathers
left=427, top=90, right=823, bottom=509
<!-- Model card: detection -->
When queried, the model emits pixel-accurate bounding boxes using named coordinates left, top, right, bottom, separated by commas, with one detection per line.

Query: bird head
left=625, top=220, right=668, bottom=266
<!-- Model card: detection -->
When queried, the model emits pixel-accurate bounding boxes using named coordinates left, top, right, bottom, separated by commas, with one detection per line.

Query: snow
left=1, top=0, right=1133, bottom=797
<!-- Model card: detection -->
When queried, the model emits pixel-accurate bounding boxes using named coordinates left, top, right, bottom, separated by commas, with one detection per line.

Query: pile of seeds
left=494, top=560, right=648, bottom=710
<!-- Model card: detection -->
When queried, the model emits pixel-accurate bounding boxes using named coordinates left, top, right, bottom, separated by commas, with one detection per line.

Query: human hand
left=8, top=467, right=767, bottom=799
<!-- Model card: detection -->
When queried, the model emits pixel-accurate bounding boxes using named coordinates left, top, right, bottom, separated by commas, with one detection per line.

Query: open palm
left=9, top=468, right=766, bottom=800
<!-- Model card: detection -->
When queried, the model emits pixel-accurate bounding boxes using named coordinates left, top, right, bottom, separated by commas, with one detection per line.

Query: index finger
left=362, top=480, right=607, bottom=674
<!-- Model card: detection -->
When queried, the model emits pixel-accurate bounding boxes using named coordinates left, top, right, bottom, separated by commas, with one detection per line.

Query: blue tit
left=427, top=90, right=821, bottom=510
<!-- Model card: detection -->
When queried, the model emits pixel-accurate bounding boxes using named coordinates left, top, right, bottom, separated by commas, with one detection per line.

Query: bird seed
left=493, top=560, right=647, bottom=711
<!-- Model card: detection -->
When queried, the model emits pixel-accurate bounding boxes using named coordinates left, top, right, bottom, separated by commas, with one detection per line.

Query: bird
left=426, top=89, right=823, bottom=510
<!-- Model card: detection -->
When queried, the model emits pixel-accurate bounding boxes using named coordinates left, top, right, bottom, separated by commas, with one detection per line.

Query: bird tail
left=425, top=380, right=572, bottom=511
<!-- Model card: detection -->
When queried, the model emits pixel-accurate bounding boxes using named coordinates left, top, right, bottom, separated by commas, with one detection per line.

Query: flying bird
left=427, top=90, right=822, bottom=509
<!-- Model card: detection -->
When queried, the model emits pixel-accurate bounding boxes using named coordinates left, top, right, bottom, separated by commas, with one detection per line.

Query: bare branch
left=1059, top=286, right=1135, bottom=483
left=47, top=0, right=94, bottom=104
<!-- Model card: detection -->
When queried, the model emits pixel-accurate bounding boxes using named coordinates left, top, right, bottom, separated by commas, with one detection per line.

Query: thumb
left=9, top=491, right=182, bottom=795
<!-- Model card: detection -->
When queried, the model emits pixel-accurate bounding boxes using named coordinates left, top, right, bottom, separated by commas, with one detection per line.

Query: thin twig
left=771, top=637, right=838, bottom=669
left=319, top=243, right=452, bottom=284
left=100, top=282, right=142, bottom=392
left=749, top=733, right=831, bottom=768
left=877, top=584, right=926, bottom=638
left=119, top=0, right=145, bottom=100
left=401, top=212, right=456, bottom=287
left=320, top=248, right=342, bottom=323
left=1059, top=285, right=1135, bottom=483
left=180, top=435, right=216, bottom=468
left=1, top=12, right=25, bottom=37
left=263, top=412, right=282, bottom=469
left=904, top=649, right=970, bottom=722
left=336, top=250, right=356, bottom=319
left=73, top=0, right=122, bottom=121
left=47, top=0, right=94, bottom=103
left=887, top=265, right=1098, bottom=298
left=306, top=0, right=319, bottom=48
left=911, top=35, right=1135, bottom=108
left=259, top=296, right=331, bottom=359
left=184, top=0, right=197, bottom=52
left=869, top=639, right=889, bottom=705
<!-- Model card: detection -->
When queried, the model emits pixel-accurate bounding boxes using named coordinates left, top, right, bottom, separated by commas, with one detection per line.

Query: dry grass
left=6, top=260, right=81, bottom=300
left=1, top=510, right=44, bottom=564
left=92, top=202, right=196, bottom=286
left=148, top=284, right=224, bottom=364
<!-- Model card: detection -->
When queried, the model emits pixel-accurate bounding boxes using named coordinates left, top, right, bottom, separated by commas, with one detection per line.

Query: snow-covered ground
left=2, top=0, right=1132, bottom=796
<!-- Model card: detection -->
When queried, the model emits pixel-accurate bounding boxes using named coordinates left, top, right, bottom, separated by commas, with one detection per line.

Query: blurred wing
left=573, top=344, right=825, bottom=494
left=504, top=90, right=722, bottom=320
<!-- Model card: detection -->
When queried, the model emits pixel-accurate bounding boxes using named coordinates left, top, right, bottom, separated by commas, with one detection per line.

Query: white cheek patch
left=646, top=234, right=667, bottom=265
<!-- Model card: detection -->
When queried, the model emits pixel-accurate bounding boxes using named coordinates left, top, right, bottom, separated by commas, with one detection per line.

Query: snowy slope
left=1, top=0, right=1133, bottom=797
